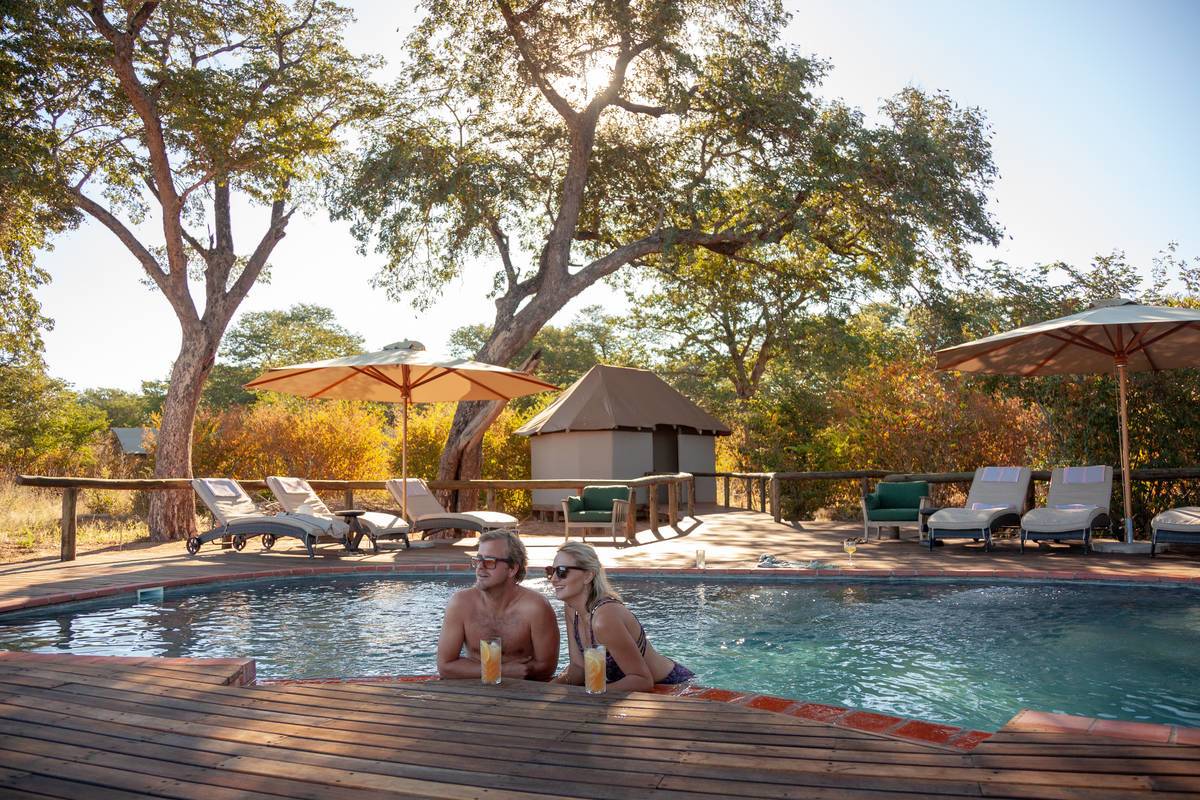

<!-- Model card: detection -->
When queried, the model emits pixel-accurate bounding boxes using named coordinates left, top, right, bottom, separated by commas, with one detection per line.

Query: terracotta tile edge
left=1002, top=708, right=1196, bottom=745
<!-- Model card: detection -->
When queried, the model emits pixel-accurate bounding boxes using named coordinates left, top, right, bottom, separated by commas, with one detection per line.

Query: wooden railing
left=16, top=473, right=697, bottom=562
left=695, top=468, right=1200, bottom=524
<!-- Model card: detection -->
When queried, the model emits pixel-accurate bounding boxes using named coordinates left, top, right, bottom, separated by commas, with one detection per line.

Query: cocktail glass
left=843, top=539, right=858, bottom=566
left=584, top=645, right=606, bottom=694
left=480, top=637, right=502, bottom=685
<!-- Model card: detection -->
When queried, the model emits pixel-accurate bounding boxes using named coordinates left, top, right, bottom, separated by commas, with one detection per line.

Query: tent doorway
left=652, top=427, right=679, bottom=504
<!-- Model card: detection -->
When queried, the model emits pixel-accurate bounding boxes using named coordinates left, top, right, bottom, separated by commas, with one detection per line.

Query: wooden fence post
left=343, top=488, right=354, bottom=510
left=648, top=484, right=659, bottom=535
left=486, top=489, right=496, bottom=511
left=744, top=477, right=752, bottom=510
left=60, top=487, right=78, bottom=562
left=687, top=477, right=695, bottom=518
left=667, top=482, right=678, bottom=527
left=723, top=476, right=730, bottom=508
left=759, top=478, right=767, bottom=513
left=771, top=475, right=781, bottom=523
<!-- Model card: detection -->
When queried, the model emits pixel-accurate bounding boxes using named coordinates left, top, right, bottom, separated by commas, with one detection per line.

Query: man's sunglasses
left=544, top=565, right=588, bottom=580
left=470, top=556, right=514, bottom=570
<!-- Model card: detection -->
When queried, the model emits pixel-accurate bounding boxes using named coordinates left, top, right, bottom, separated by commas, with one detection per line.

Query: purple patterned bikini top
left=572, top=598, right=648, bottom=682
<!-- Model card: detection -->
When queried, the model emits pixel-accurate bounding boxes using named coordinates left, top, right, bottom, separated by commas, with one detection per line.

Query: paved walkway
left=1, top=505, right=1197, bottom=614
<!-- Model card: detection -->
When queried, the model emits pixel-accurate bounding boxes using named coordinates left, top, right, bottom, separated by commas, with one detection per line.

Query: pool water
left=1, top=577, right=1197, bottom=732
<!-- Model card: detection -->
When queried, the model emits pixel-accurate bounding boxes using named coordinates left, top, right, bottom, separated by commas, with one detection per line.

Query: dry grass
left=0, top=478, right=154, bottom=563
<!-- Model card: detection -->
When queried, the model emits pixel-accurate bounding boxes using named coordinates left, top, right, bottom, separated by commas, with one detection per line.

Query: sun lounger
left=386, top=478, right=518, bottom=537
left=266, top=476, right=410, bottom=552
left=1150, top=507, right=1200, bottom=557
left=190, top=478, right=326, bottom=558
left=1020, top=466, right=1112, bottom=554
left=926, top=466, right=1031, bottom=551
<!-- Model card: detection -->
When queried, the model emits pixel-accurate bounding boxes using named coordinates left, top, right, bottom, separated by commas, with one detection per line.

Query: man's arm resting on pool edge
left=436, top=593, right=486, bottom=679
left=521, top=594, right=560, bottom=682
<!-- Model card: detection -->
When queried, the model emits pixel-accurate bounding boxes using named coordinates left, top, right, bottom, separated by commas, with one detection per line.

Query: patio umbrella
left=935, top=298, right=1200, bottom=543
left=245, top=340, right=558, bottom=517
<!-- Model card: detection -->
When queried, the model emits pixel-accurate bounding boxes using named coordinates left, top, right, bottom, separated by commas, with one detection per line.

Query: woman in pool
left=547, top=542, right=694, bottom=691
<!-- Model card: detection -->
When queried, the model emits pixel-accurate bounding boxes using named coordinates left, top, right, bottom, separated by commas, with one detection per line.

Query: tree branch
left=612, top=97, right=669, bottom=117
left=69, top=187, right=199, bottom=322
left=495, top=0, right=577, bottom=123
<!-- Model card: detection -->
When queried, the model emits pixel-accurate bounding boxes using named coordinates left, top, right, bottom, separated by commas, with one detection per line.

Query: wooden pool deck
left=1, top=507, right=1199, bottom=796
left=1, top=505, right=1197, bottom=615
left=0, top=652, right=1196, bottom=799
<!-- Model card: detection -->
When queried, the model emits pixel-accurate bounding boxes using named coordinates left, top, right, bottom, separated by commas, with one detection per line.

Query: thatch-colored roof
left=112, top=427, right=155, bottom=455
left=515, top=365, right=729, bottom=437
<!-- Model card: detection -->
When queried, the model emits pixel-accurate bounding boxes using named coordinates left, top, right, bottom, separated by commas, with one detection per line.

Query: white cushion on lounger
left=386, top=478, right=517, bottom=530
left=979, top=466, right=1021, bottom=483
left=1151, top=507, right=1200, bottom=533
left=267, top=475, right=408, bottom=537
left=1063, top=465, right=1106, bottom=484
left=1021, top=505, right=1106, bottom=534
left=928, top=506, right=1016, bottom=530
left=192, top=478, right=327, bottom=536
left=193, top=478, right=262, bottom=525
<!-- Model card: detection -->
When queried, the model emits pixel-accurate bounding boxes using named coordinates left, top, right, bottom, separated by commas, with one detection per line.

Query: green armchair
left=862, top=480, right=931, bottom=541
left=562, top=485, right=633, bottom=545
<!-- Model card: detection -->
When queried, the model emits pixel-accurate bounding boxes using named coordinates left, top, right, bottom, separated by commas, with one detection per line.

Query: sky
left=33, top=0, right=1200, bottom=392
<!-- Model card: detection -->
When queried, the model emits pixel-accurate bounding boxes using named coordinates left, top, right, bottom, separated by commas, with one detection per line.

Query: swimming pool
left=1, top=576, right=1197, bottom=732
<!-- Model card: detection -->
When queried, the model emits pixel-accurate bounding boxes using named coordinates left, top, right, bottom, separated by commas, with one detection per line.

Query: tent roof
left=112, top=427, right=155, bottom=455
left=515, top=365, right=730, bottom=437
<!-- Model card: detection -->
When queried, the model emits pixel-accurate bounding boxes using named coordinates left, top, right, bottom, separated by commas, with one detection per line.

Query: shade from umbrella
left=245, top=340, right=558, bottom=517
left=936, top=298, right=1200, bottom=542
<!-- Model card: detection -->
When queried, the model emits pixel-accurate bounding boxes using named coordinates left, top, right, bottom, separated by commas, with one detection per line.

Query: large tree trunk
left=437, top=348, right=546, bottom=510
left=147, top=328, right=217, bottom=541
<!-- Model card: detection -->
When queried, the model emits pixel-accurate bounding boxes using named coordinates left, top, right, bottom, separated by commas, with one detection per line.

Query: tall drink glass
left=480, top=637, right=502, bottom=685
left=584, top=645, right=607, bottom=694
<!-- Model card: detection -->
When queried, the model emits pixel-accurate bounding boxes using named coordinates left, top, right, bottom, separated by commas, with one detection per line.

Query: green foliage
left=205, top=304, right=366, bottom=408
left=78, top=387, right=154, bottom=428
left=0, top=363, right=108, bottom=474
left=449, top=305, right=650, bottom=389
left=331, top=1, right=998, bottom=311
left=189, top=396, right=390, bottom=481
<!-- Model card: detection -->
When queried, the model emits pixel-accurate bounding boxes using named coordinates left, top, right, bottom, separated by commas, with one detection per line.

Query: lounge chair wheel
left=185, top=537, right=201, bottom=555
left=232, top=535, right=247, bottom=552
left=262, top=534, right=276, bottom=551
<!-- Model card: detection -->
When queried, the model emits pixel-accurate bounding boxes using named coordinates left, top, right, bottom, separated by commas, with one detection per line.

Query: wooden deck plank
left=0, top=656, right=1193, bottom=799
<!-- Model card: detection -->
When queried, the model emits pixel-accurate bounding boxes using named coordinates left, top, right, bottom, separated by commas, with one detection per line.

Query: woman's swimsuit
left=572, top=598, right=695, bottom=685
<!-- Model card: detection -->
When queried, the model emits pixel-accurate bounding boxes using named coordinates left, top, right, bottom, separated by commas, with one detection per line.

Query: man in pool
left=436, top=529, right=559, bottom=681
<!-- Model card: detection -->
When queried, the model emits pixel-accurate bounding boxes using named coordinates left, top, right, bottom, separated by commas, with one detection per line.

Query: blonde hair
left=556, top=542, right=621, bottom=610
left=479, top=529, right=527, bottom=582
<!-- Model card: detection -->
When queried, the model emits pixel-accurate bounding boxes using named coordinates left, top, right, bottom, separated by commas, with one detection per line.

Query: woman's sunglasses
left=470, top=556, right=514, bottom=570
left=544, top=565, right=588, bottom=580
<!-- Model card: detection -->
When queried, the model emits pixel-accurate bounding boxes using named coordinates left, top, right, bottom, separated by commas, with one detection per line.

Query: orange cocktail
left=480, top=637, right=502, bottom=685
left=584, top=645, right=606, bottom=694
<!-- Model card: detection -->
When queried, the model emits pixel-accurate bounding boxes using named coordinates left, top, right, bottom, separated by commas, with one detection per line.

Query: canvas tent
left=515, top=365, right=730, bottom=510
left=111, top=427, right=155, bottom=456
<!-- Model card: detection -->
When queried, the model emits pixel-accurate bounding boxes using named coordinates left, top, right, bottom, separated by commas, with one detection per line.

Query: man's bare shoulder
left=446, top=586, right=482, bottom=610
left=514, top=585, right=554, bottom=612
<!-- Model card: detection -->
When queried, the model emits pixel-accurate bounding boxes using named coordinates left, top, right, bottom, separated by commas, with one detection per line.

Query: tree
left=78, top=387, right=154, bottom=427
left=448, top=304, right=648, bottom=390
left=630, top=245, right=855, bottom=406
left=6, top=0, right=380, bottom=538
left=205, top=303, right=365, bottom=407
left=332, top=0, right=1000, bottom=498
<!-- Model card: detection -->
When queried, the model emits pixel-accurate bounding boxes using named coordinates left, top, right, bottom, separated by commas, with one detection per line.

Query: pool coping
left=6, top=562, right=1199, bottom=751
left=5, top=562, right=1199, bottom=616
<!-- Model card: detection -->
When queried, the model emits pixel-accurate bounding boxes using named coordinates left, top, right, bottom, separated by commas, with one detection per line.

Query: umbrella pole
left=1116, top=358, right=1135, bottom=543
left=402, top=399, right=409, bottom=519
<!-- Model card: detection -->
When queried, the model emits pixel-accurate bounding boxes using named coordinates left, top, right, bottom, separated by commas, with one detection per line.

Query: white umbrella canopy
left=245, top=340, right=558, bottom=516
left=936, top=298, right=1200, bottom=543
